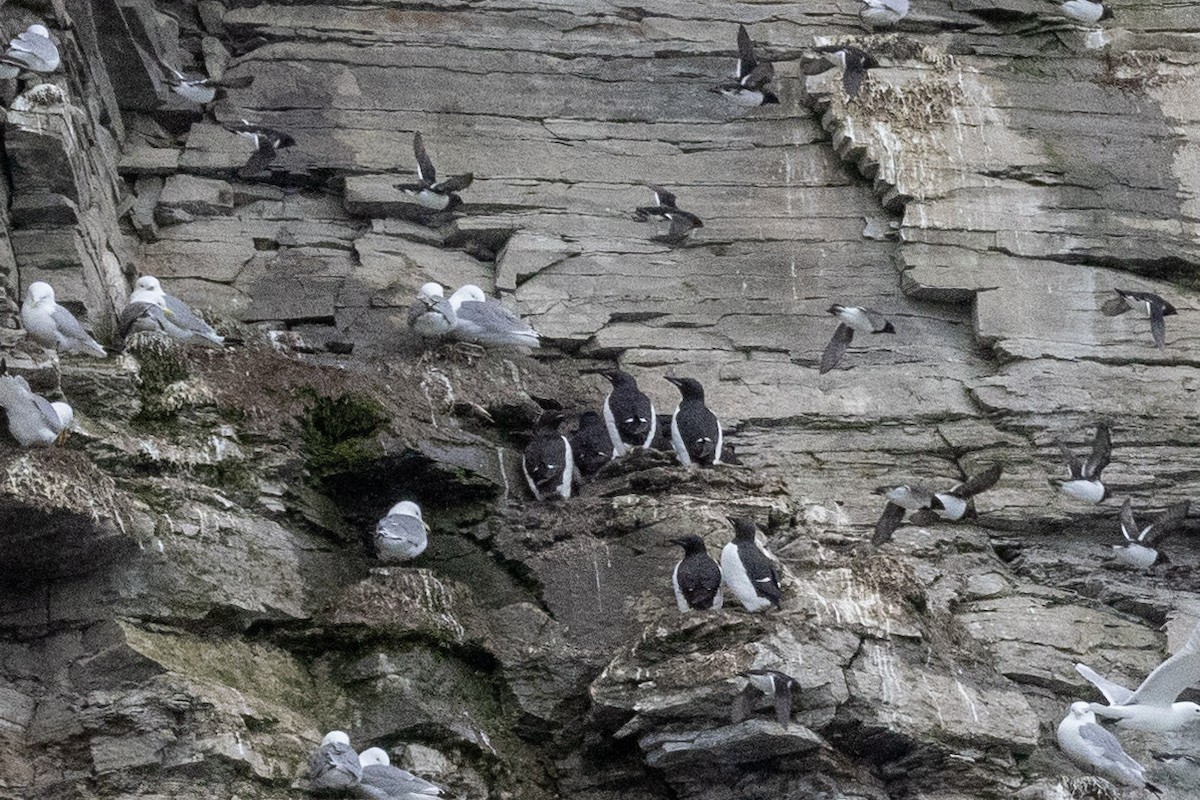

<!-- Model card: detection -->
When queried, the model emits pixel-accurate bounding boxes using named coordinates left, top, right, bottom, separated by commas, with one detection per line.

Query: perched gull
left=308, top=730, right=363, bottom=791
left=732, top=669, right=797, bottom=727
left=0, top=24, right=60, bottom=78
left=407, top=282, right=458, bottom=341
left=358, top=747, right=442, bottom=797
left=1112, top=498, right=1192, bottom=569
left=224, top=120, right=296, bottom=177
left=819, top=304, right=896, bottom=374
left=160, top=60, right=254, bottom=105
left=446, top=284, right=540, bottom=349
left=0, top=360, right=73, bottom=447
left=634, top=185, right=704, bottom=246
left=1101, top=289, right=1177, bottom=349
left=118, top=275, right=225, bottom=347
left=599, top=369, right=656, bottom=456
left=665, top=376, right=722, bottom=467
left=1059, top=1, right=1114, bottom=24
left=721, top=516, right=781, bottom=612
left=1057, top=422, right=1111, bottom=504
left=1078, top=619, right=1200, bottom=732
left=806, top=46, right=879, bottom=98
left=670, top=534, right=723, bottom=611
left=860, top=0, right=909, bottom=30
left=710, top=24, right=778, bottom=106
left=1057, top=702, right=1159, bottom=792
left=394, top=132, right=474, bottom=212
left=522, top=411, right=573, bottom=501
left=569, top=411, right=614, bottom=479
left=20, top=282, right=107, bottom=357
left=375, top=501, right=430, bottom=562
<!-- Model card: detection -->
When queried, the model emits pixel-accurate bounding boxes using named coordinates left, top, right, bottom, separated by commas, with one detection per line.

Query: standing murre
left=670, top=534, right=723, bottom=611
left=20, top=281, right=107, bottom=357
left=1059, top=1, right=1114, bottom=24
left=720, top=516, right=781, bottom=612
left=1100, top=288, right=1177, bottom=349
left=1076, top=618, right=1200, bottom=732
left=374, top=500, right=430, bottom=562
left=1056, top=702, right=1160, bottom=793
left=522, top=411, right=574, bottom=501
left=664, top=376, right=722, bottom=467
left=599, top=369, right=656, bottom=456
left=709, top=24, right=778, bottom=106
left=819, top=304, right=895, bottom=374
left=1057, top=422, right=1111, bottom=504
left=732, top=669, right=797, bottom=727
left=634, top=185, right=704, bottom=246
left=224, top=120, right=296, bottom=178
left=860, top=0, right=910, bottom=30
left=394, top=132, right=474, bottom=212
left=1111, top=498, right=1192, bottom=569
left=570, top=411, right=614, bottom=479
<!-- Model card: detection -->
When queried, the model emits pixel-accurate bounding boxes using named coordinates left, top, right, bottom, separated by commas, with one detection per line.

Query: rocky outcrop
left=2, top=1, right=1200, bottom=799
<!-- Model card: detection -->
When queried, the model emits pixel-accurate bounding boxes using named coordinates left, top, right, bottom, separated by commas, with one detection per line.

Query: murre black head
left=727, top=515, right=758, bottom=539
left=600, top=368, right=636, bottom=388
left=670, top=534, right=708, bottom=554
left=534, top=410, right=567, bottom=431
left=665, top=375, right=705, bottom=401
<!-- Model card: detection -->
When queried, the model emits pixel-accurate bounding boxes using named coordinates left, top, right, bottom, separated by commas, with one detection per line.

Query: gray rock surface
left=1, top=1, right=1200, bottom=799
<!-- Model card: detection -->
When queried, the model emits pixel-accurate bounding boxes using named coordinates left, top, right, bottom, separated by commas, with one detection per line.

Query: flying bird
left=872, top=466, right=1003, bottom=544
left=710, top=24, right=778, bottom=106
left=446, top=284, right=540, bottom=349
left=0, top=360, right=73, bottom=447
left=522, top=411, right=574, bottom=501
left=20, top=282, right=107, bottom=357
left=1058, top=1, right=1114, bottom=24
left=732, top=669, right=797, bottom=727
left=160, top=60, right=254, bottom=105
left=224, top=120, right=296, bottom=178
left=634, top=185, right=704, bottom=246
left=664, top=376, right=722, bottom=467
left=375, top=500, right=430, bottom=562
left=358, top=747, right=443, bottom=797
left=569, top=411, right=614, bottom=479
left=407, top=282, right=458, bottom=341
left=308, top=730, right=363, bottom=791
left=1077, top=619, right=1200, bottom=732
left=670, top=534, right=723, bottom=611
left=599, top=369, right=656, bottom=456
left=0, top=24, right=59, bottom=77
left=1056, top=702, right=1159, bottom=792
left=1100, top=289, right=1177, bottom=349
left=859, top=0, right=910, bottom=30
left=819, top=304, right=896, bottom=374
left=118, top=275, right=225, bottom=347
left=394, top=132, right=474, bottom=212
left=1057, top=422, right=1111, bottom=504
left=720, top=516, right=781, bottom=612
left=808, top=45, right=878, bottom=98
left=1111, top=498, right=1192, bottom=569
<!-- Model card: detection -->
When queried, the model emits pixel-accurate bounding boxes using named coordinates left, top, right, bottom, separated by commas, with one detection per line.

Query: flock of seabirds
left=0, top=1, right=1196, bottom=795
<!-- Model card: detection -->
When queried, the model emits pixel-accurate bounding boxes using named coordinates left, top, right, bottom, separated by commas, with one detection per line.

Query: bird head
left=726, top=515, right=758, bottom=540
left=1068, top=701, right=1093, bottom=721
left=26, top=281, right=55, bottom=305
left=321, top=730, right=351, bottom=747
left=386, top=500, right=423, bottom=520
left=664, top=375, right=705, bottom=401
left=358, top=747, right=390, bottom=767
left=417, top=282, right=445, bottom=305
left=669, top=534, right=707, bottom=554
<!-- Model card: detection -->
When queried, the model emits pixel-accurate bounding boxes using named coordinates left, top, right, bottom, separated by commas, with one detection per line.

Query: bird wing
left=308, top=742, right=362, bottom=786
left=1058, top=439, right=1083, bottom=480
left=455, top=301, right=535, bottom=335
left=773, top=682, right=792, bottom=727
left=861, top=308, right=891, bottom=330
left=433, top=172, right=473, bottom=193
left=731, top=684, right=755, bottom=724
left=819, top=323, right=855, bottom=374
left=1084, top=423, right=1111, bottom=479
left=216, top=74, right=255, bottom=89
left=28, top=392, right=63, bottom=431
left=1149, top=301, right=1168, bottom=348
left=240, top=140, right=275, bottom=176
left=740, top=62, right=774, bottom=90
left=118, top=301, right=165, bottom=338
left=1142, top=501, right=1191, bottom=546
left=1119, top=498, right=1138, bottom=542
left=872, top=501, right=906, bottom=545
left=49, top=305, right=96, bottom=344
left=664, top=213, right=699, bottom=243
left=1077, top=721, right=1145, bottom=776
left=1076, top=662, right=1136, bottom=706
left=843, top=65, right=868, bottom=98
left=1100, top=290, right=1132, bottom=316
left=413, top=132, right=436, bottom=184
left=162, top=293, right=221, bottom=339
left=648, top=185, right=676, bottom=208
left=1128, top=620, right=1200, bottom=706
left=951, top=464, right=1002, bottom=498
left=735, top=24, right=757, bottom=80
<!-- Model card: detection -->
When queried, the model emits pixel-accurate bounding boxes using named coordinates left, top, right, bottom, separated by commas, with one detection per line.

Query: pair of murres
left=601, top=370, right=726, bottom=467
left=670, top=516, right=781, bottom=613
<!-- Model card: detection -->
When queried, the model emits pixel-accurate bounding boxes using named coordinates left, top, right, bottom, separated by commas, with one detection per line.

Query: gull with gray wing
left=447, top=284, right=540, bottom=349
left=1056, top=702, right=1159, bottom=792
left=119, top=275, right=225, bottom=347
left=21, top=282, right=107, bottom=357
left=308, top=730, right=363, bottom=792
left=0, top=360, right=73, bottom=447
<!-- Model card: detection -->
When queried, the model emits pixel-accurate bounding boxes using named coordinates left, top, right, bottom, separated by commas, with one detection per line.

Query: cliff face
left=1, top=1, right=1199, bottom=798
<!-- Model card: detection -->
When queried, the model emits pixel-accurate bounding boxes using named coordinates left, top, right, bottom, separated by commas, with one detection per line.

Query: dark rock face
left=1, top=1, right=1199, bottom=799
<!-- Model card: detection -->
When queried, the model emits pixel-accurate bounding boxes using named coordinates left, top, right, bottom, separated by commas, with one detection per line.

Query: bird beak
left=664, top=376, right=681, bottom=386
